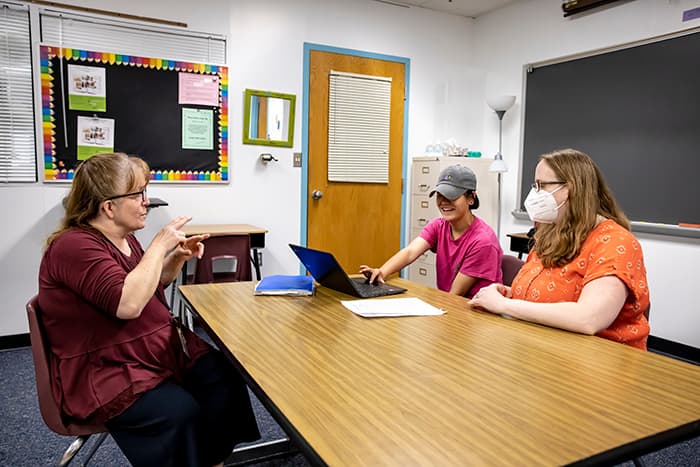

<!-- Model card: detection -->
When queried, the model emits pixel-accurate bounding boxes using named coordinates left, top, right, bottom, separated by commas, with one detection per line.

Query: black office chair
left=26, top=296, right=110, bottom=466
left=501, top=255, right=525, bottom=287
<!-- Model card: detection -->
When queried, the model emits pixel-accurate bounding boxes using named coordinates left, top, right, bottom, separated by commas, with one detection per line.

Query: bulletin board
left=39, top=45, right=229, bottom=182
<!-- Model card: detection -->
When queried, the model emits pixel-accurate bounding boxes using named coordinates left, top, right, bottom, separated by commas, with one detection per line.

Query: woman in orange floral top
left=470, top=149, right=650, bottom=349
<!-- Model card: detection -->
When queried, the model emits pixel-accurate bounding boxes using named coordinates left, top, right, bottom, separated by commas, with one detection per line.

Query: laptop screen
left=288, top=244, right=358, bottom=295
left=289, top=244, right=407, bottom=299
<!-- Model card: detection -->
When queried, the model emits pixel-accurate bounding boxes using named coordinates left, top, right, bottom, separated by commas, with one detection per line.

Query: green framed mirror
left=243, top=89, right=296, bottom=148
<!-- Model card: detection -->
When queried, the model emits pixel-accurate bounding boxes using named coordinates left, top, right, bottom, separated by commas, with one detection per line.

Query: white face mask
left=524, top=185, right=567, bottom=224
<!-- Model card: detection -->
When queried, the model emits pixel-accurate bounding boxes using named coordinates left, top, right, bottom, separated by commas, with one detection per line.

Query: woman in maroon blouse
left=38, top=153, right=259, bottom=467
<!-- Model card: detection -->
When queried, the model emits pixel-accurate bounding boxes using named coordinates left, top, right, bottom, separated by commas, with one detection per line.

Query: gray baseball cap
left=429, top=165, right=477, bottom=200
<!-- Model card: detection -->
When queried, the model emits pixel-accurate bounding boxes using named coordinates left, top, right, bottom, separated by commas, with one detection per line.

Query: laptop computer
left=289, top=244, right=407, bottom=299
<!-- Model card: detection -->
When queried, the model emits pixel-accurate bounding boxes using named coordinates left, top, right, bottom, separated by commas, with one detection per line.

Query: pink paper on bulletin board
left=178, top=72, right=220, bottom=106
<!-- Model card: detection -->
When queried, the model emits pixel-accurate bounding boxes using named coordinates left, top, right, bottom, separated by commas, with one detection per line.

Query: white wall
left=474, top=0, right=700, bottom=347
left=1, top=0, right=479, bottom=336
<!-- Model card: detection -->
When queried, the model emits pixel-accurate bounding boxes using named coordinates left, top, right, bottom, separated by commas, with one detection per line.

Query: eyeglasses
left=106, top=188, right=148, bottom=203
left=531, top=180, right=566, bottom=192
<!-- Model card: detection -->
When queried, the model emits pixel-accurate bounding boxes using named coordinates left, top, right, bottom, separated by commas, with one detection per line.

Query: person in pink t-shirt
left=360, top=164, right=503, bottom=297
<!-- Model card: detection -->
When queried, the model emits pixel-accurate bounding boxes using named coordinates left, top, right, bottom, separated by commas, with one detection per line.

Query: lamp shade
left=489, top=157, right=508, bottom=173
left=486, top=95, right=516, bottom=112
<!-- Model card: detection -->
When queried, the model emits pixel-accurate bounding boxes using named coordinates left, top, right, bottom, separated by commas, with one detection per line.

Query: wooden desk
left=507, top=231, right=531, bottom=259
left=179, top=279, right=700, bottom=466
left=181, top=223, right=267, bottom=280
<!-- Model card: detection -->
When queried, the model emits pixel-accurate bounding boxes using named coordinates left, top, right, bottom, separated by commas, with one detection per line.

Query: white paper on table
left=341, top=297, right=445, bottom=318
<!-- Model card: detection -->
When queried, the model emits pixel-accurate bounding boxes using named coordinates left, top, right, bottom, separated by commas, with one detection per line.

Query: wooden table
left=179, top=278, right=700, bottom=466
left=181, top=223, right=267, bottom=280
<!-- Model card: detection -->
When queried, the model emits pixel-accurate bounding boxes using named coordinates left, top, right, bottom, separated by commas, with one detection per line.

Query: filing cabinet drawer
left=411, top=195, right=439, bottom=229
left=412, top=160, right=438, bottom=195
left=408, top=261, right=436, bottom=288
left=414, top=216, right=431, bottom=230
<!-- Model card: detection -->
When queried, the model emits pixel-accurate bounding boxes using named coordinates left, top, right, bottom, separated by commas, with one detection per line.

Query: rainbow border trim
left=39, top=45, right=228, bottom=182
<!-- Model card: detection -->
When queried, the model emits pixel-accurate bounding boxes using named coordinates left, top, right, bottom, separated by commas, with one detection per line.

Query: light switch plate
left=293, top=152, right=302, bottom=167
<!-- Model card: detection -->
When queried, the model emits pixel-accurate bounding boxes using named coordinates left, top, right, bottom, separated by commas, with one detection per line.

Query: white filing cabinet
left=407, top=156, right=499, bottom=288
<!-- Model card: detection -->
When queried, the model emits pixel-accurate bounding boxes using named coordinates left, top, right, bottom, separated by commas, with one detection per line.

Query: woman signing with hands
left=39, top=153, right=260, bottom=466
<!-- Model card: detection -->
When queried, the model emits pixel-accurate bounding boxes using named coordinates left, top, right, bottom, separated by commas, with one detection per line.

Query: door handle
left=311, top=190, right=323, bottom=200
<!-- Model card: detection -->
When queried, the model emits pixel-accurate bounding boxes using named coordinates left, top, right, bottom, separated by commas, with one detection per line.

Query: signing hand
left=173, top=233, right=209, bottom=260
left=149, top=216, right=193, bottom=256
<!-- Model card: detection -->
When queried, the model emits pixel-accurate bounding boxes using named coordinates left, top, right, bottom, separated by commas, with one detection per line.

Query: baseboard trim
left=0, top=333, right=30, bottom=350
left=648, top=335, right=700, bottom=366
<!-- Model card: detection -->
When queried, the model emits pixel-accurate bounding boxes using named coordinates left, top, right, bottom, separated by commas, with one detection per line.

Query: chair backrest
left=26, top=296, right=106, bottom=436
left=193, top=234, right=252, bottom=284
left=501, top=255, right=525, bottom=287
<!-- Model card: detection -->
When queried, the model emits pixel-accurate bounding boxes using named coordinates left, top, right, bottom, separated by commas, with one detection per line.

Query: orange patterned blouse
left=511, top=220, right=650, bottom=350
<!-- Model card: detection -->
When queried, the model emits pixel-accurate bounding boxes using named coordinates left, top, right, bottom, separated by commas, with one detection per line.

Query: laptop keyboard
left=352, top=279, right=403, bottom=298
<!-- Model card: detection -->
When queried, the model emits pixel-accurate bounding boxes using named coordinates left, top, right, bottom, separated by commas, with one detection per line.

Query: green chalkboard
left=521, top=31, right=700, bottom=226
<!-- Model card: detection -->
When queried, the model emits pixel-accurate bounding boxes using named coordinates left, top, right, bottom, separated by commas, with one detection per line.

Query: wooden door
left=307, top=50, right=405, bottom=273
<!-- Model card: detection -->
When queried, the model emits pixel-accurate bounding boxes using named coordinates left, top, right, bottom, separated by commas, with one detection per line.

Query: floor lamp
left=486, top=95, right=515, bottom=238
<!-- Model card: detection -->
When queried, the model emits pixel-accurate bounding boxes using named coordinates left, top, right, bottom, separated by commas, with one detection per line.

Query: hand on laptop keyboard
left=359, top=265, right=385, bottom=285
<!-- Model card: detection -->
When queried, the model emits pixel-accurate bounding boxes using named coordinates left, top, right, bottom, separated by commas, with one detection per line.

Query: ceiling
left=371, top=0, right=522, bottom=18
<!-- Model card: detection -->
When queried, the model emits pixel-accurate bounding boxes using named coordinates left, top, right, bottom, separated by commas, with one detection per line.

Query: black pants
left=105, top=351, right=261, bottom=467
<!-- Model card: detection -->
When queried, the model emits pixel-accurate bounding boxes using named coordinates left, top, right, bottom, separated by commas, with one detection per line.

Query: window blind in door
left=328, top=70, right=391, bottom=183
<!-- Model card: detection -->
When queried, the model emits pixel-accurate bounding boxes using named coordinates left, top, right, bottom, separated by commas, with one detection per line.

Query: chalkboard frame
left=518, top=28, right=700, bottom=236
left=39, top=45, right=229, bottom=183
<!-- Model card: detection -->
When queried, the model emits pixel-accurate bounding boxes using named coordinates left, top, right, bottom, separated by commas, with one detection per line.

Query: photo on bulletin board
left=39, top=45, right=229, bottom=182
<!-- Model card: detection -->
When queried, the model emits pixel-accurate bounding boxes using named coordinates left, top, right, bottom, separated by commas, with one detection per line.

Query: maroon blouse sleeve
left=46, top=229, right=135, bottom=316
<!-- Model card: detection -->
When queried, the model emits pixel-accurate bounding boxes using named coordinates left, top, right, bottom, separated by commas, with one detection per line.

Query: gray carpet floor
left=0, top=345, right=308, bottom=466
left=1, top=344, right=698, bottom=466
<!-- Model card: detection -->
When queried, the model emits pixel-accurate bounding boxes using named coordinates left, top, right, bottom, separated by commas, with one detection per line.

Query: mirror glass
left=243, top=89, right=296, bottom=148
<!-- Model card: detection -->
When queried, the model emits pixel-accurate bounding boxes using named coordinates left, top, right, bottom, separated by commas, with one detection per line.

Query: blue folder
left=254, top=275, right=315, bottom=296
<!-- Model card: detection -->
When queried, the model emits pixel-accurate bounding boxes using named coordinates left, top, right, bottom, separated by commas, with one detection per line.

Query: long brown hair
left=46, top=153, right=150, bottom=247
left=533, top=149, right=629, bottom=267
